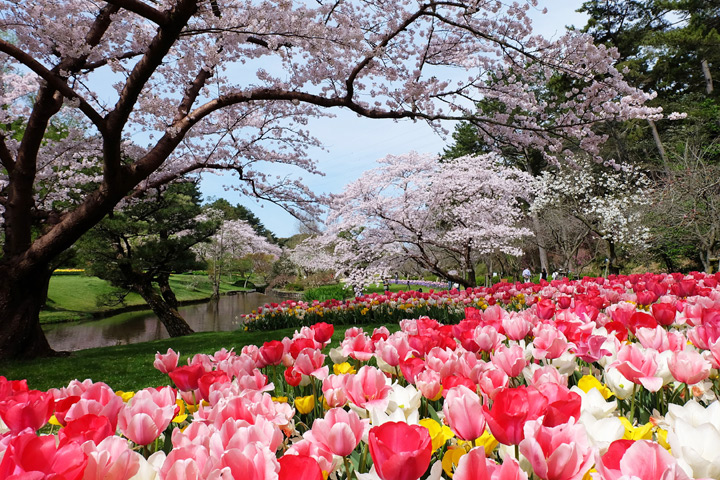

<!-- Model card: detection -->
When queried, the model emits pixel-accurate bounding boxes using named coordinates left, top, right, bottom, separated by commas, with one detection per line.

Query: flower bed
left=242, top=282, right=527, bottom=331
left=3, top=271, right=720, bottom=479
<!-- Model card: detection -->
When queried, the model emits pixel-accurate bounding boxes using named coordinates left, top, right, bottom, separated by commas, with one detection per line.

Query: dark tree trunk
left=157, top=272, right=179, bottom=310
left=134, top=281, right=194, bottom=337
left=0, top=265, right=58, bottom=359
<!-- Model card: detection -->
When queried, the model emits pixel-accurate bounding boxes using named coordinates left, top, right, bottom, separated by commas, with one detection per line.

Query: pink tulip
left=0, top=376, right=28, bottom=400
left=311, top=321, right=335, bottom=345
left=375, top=332, right=413, bottom=367
left=443, top=385, right=486, bottom=441
left=344, top=366, right=392, bottom=410
left=609, top=344, right=663, bottom=392
left=322, top=374, right=349, bottom=408
left=668, top=349, right=711, bottom=385
left=0, top=433, right=88, bottom=480
left=453, top=447, right=528, bottom=480
left=294, top=347, right=329, bottom=380
left=474, top=325, right=504, bottom=353
left=0, top=389, right=54, bottom=433
left=492, top=344, right=526, bottom=378
left=519, top=418, right=593, bottom=480
left=82, top=436, right=143, bottom=480
left=117, top=389, right=176, bottom=445
left=502, top=312, right=533, bottom=341
left=286, top=439, right=336, bottom=475
left=368, top=422, right=432, bottom=480
left=594, top=439, right=692, bottom=480
left=341, top=332, right=375, bottom=361
left=64, top=382, right=124, bottom=429
left=310, top=407, right=367, bottom=456
left=532, top=324, right=568, bottom=360
left=415, top=368, right=443, bottom=400
left=219, top=443, right=280, bottom=480
left=154, top=348, right=179, bottom=373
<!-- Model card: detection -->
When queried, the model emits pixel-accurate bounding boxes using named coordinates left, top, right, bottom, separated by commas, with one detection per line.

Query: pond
left=42, top=292, right=289, bottom=351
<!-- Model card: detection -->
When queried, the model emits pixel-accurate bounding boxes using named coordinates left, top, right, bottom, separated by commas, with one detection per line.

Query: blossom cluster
left=4, top=272, right=720, bottom=479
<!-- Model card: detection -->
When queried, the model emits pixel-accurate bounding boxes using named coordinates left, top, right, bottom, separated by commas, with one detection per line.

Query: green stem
left=359, top=442, right=369, bottom=473
left=344, top=456, right=354, bottom=480
left=629, top=384, right=638, bottom=424
left=515, top=443, right=520, bottom=461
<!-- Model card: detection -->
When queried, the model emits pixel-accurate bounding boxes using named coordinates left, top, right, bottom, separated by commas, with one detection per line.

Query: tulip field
left=4, top=272, right=720, bottom=479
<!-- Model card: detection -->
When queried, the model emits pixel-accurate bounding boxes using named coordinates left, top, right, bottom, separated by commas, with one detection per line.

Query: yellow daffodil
left=419, top=418, right=455, bottom=452
left=442, top=446, right=466, bottom=478
left=333, top=362, right=356, bottom=375
left=115, top=390, right=135, bottom=402
left=619, top=417, right=653, bottom=440
left=295, top=395, right=315, bottom=414
left=578, top=375, right=614, bottom=400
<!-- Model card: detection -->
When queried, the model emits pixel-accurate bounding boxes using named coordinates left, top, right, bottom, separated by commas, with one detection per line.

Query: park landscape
left=1, top=0, right=720, bottom=478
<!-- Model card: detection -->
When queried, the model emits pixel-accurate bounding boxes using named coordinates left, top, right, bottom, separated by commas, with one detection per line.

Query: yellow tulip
left=48, top=415, right=62, bottom=426
left=115, top=390, right=135, bottom=402
left=295, top=395, right=316, bottom=414
left=577, top=375, right=614, bottom=400
left=419, top=418, right=455, bottom=451
left=272, top=396, right=289, bottom=403
left=619, top=417, right=653, bottom=440
left=333, top=362, right=357, bottom=375
left=442, top=446, right=466, bottom=478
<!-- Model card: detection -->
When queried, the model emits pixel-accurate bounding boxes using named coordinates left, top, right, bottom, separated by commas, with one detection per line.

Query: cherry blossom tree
left=194, top=214, right=282, bottom=297
left=306, top=152, right=534, bottom=289
left=531, top=157, right=652, bottom=274
left=0, top=0, right=663, bottom=358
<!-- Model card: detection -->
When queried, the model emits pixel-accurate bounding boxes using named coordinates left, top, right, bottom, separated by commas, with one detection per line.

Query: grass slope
left=3, top=324, right=397, bottom=392
left=41, top=273, right=246, bottom=323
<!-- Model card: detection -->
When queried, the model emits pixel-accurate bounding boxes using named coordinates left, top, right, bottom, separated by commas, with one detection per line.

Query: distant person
left=541, top=268, right=548, bottom=280
left=383, top=279, right=390, bottom=292
left=522, top=268, right=531, bottom=282
left=552, top=271, right=559, bottom=280
left=417, top=287, right=423, bottom=293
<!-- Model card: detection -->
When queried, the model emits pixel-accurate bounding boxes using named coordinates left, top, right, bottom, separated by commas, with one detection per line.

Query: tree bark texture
left=134, top=282, right=194, bottom=337
left=0, top=265, right=57, bottom=359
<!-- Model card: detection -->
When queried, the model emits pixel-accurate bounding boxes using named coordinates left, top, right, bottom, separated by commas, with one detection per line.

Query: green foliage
left=302, top=284, right=352, bottom=302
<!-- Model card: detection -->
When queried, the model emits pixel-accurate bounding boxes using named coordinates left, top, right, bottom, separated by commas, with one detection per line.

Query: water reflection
left=42, top=292, right=287, bottom=351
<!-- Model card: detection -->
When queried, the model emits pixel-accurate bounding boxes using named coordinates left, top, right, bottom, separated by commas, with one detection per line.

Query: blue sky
left=199, top=1, right=589, bottom=238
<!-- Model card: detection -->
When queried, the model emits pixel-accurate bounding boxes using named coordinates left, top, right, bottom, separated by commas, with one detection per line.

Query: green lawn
left=3, top=324, right=397, bottom=392
left=41, top=273, right=247, bottom=324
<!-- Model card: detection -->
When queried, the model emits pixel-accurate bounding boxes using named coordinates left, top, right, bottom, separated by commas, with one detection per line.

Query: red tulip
left=0, top=376, right=28, bottom=400
left=399, top=357, right=426, bottom=384
left=368, top=422, right=432, bottom=480
left=651, top=302, right=677, bottom=326
left=58, top=413, right=114, bottom=447
left=535, top=298, right=556, bottom=320
left=311, top=322, right=335, bottom=344
left=635, top=290, right=658, bottom=306
left=260, top=340, right=285, bottom=366
left=168, top=363, right=206, bottom=392
left=197, top=370, right=231, bottom=401
left=0, top=389, right=54, bottom=433
left=279, top=455, right=323, bottom=480
left=284, top=366, right=303, bottom=387
left=483, top=386, right=547, bottom=446
left=0, top=433, right=88, bottom=480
